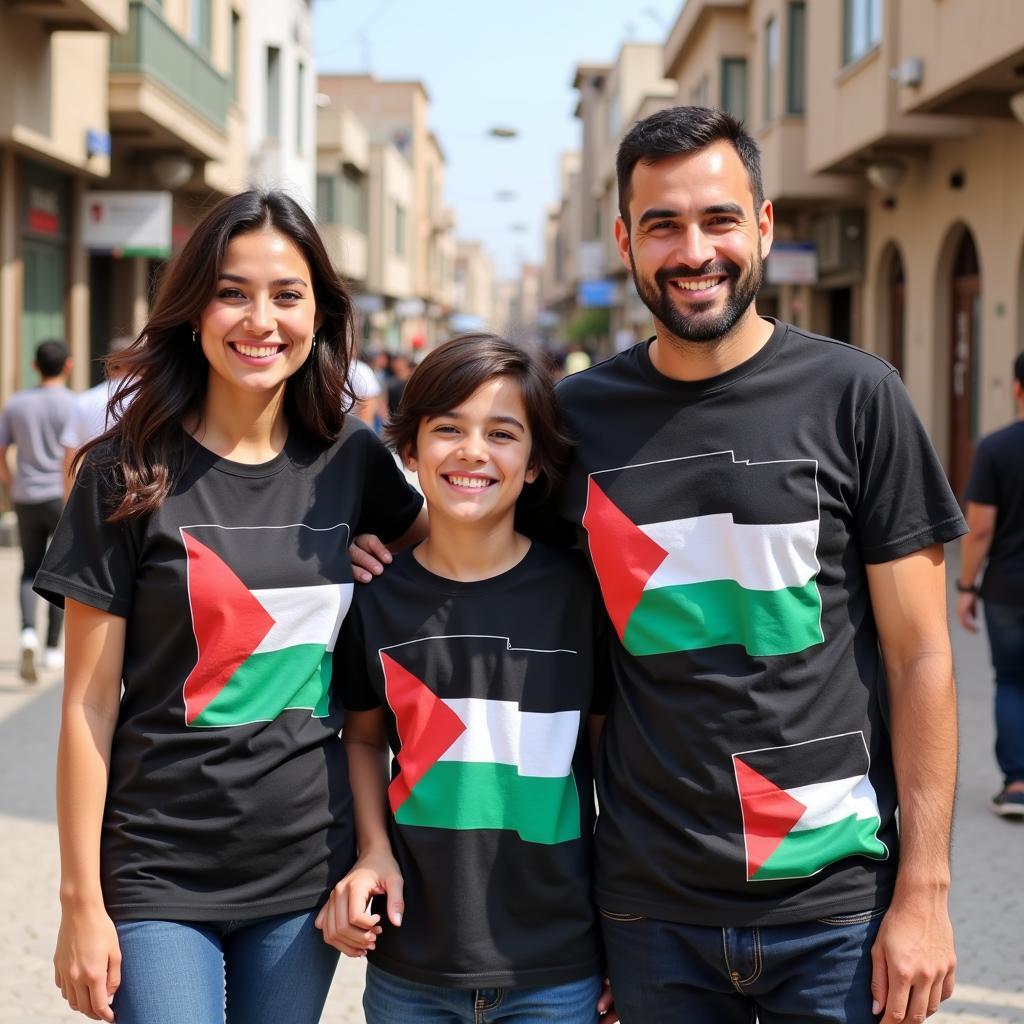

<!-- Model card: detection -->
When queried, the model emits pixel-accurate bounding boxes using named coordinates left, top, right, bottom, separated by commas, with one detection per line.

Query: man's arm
left=956, top=502, right=996, bottom=633
left=866, top=544, right=957, bottom=1024
left=0, top=444, right=12, bottom=490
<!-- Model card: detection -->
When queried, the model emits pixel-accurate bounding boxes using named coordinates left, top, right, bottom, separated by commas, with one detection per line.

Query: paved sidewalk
left=0, top=544, right=1020, bottom=1023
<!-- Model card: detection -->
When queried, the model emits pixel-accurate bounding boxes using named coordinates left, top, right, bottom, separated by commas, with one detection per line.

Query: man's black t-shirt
left=555, top=320, right=966, bottom=927
left=964, top=420, right=1024, bottom=607
left=35, top=420, right=422, bottom=921
left=338, top=543, right=608, bottom=988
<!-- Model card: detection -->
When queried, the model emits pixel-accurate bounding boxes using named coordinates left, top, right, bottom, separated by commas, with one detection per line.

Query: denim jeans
left=600, top=906, right=886, bottom=1023
left=363, top=963, right=602, bottom=1024
left=983, top=601, right=1024, bottom=785
left=112, top=910, right=339, bottom=1024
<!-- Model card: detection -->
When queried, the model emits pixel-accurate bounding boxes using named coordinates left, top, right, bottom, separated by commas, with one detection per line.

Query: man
left=0, top=339, right=75, bottom=681
left=60, top=334, right=133, bottom=497
left=351, top=108, right=963, bottom=1023
left=957, top=352, right=1024, bottom=818
left=386, top=352, right=413, bottom=416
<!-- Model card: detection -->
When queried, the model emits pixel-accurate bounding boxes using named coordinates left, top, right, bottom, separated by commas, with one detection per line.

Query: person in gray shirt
left=0, top=339, right=75, bottom=681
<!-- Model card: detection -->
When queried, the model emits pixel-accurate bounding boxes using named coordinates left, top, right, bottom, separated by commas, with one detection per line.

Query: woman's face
left=197, top=227, right=319, bottom=400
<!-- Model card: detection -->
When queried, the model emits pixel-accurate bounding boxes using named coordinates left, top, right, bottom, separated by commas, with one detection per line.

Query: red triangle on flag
left=382, top=652, right=466, bottom=813
left=734, top=757, right=808, bottom=879
left=182, top=532, right=275, bottom=724
left=582, top=477, right=668, bottom=641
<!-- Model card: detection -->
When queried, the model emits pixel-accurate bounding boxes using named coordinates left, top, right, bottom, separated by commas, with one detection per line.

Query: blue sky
left=313, top=0, right=684, bottom=278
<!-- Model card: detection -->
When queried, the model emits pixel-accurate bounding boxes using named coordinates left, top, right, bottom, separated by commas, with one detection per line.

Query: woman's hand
left=315, top=848, right=405, bottom=957
left=54, top=902, right=121, bottom=1022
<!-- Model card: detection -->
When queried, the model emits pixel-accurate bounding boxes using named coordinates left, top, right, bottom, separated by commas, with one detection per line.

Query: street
left=0, top=543, right=1020, bottom=1023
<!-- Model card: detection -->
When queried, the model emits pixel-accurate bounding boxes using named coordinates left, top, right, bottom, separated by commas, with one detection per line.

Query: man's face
left=615, top=141, right=773, bottom=343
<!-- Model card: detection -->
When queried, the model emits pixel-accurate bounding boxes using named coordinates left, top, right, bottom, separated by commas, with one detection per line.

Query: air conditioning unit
left=810, top=210, right=865, bottom=276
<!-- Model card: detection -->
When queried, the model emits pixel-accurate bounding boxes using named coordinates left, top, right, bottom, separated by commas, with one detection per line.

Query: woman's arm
left=54, top=599, right=125, bottom=1022
left=316, top=708, right=405, bottom=955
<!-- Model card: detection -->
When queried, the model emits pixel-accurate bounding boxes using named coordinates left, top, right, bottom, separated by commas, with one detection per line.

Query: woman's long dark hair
left=76, top=189, right=355, bottom=522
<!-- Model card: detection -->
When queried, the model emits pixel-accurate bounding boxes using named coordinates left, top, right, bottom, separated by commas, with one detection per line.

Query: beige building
left=0, top=0, right=249, bottom=402
left=316, top=75, right=456, bottom=351
left=453, top=240, right=496, bottom=332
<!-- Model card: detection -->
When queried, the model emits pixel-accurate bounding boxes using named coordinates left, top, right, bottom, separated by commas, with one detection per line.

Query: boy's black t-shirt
left=35, top=420, right=423, bottom=921
left=555, top=321, right=966, bottom=927
left=338, top=542, right=609, bottom=988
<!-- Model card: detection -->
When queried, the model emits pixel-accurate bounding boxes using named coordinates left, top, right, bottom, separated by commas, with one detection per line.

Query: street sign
left=82, top=191, right=172, bottom=256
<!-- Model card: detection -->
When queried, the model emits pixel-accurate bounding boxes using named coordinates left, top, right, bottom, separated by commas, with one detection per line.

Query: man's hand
left=956, top=591, right=979, bottom=633
left=315, top=848, right=404, bottom=957
left=871, top=890, right=956, bottom=1023
left=596, top=977, right=619, bottom=1021
left=349, top=534, right=392, bottom=583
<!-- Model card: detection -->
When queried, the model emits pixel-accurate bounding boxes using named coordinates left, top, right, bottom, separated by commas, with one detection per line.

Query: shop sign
left=83, top=191, right=172, bottom=257
left=578, top=278, right=617, bottom=308
left=27, top=186, right=61, bottom=235
left=766, top=242, right=818, bottom=285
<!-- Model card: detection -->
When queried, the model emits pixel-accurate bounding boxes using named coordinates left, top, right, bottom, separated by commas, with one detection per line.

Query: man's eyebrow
left=638, top=208, right=681, bottom=226
left=218, top=273, right=309, bottom=287
left=702, top=203, right=745, bottom=217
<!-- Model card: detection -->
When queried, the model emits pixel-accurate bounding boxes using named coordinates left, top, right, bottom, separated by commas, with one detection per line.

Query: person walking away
left=957, top=351, right=1024, bottom=817
left=0, top=339, right=75, bottom=680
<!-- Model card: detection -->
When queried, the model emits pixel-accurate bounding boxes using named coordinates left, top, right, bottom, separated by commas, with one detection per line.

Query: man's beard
left=630, top=247, right=763, bottom=343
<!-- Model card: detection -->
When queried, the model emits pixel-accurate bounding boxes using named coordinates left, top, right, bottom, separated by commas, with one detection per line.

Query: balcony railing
left=110, top=0, right=229, bottom=131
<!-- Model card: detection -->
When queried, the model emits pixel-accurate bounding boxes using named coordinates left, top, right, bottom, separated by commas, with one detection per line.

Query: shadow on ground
left=0, top=682, right=61, bottom=822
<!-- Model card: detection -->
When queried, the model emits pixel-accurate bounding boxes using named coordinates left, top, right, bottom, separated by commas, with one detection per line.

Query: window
left=721, top=58, right=747, bottom=123
left=843, top=0, right=882, bottom=66
left=787, top=2, right=806, bottom=114
left=340, top=165, right=366, bottom=232
left=230, top=11, right=241, bottom=101
left=393, top=202, right=406, bottom=257
left=764, top=17, right=779, bottom=124
left=296, top=61, right=306, bottom=153
left=316, top=176, right=335, bottom=223
left=265, top=47, right=281, bottom=141
left=188, top=0, right=211, bottom=55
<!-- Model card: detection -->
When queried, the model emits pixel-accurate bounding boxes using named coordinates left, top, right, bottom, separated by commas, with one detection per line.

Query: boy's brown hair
left=384, top=333, right=572, bottom=496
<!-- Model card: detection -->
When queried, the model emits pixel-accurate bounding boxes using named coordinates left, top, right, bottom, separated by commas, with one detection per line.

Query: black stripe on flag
left=591, top=452, right=818, bottom=526
left=735, top=731, right=870, bottom=791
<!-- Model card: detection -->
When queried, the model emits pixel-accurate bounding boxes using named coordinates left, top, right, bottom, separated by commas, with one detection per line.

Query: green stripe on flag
left=753, top=813, right=887, bottom=880
left=395, top=761, right=580, bottom=845
left=623, top=578, right=823, bottom=657
left=192, top=646, right=332, bottom=727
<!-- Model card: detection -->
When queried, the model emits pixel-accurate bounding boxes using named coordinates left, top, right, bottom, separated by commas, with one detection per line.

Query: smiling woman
left=33, top=190, right=425, bottom=1024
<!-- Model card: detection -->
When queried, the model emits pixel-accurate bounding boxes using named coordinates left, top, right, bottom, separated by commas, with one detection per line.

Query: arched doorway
left=949, top=231, right=981, bottom=499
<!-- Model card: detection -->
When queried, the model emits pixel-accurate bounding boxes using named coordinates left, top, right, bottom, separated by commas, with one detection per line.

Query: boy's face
left=407, top=376, right=538, bottom=530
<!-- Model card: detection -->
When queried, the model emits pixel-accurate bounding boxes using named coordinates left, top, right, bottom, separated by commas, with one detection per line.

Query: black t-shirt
left=338, top=543, right=608, bottom=988
left=964, top=420, right=1024, bottom=607
left=555, top=320, right=966, bottom=927
left=35, top=420, right=423, bottom=922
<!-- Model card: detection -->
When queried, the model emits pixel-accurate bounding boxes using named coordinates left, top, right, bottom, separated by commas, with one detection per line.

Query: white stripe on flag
left=640, top=514, right=819, bottom=591
left=251, top=583, right=353, bottom=653
left=788, top=774, right=881, bottom=831
left=439, top=697, right=579, bottom=777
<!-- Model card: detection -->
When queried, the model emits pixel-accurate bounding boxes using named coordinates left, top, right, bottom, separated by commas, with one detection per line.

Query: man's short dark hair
left=35, top=339, right=69, bottom=378
left=385, top=333, right=571, bottom=497
left=616, top=105, right=765, bottom=228
left=1014, top=351, right=1024, bottom=387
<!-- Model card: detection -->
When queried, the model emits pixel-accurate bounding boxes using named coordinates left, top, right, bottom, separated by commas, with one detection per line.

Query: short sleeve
left=355, top=429, right=423, bottom=543
left=0, top=407, right=12, bottom=447
left=963, top=439, right=999, bottom=507
left=33, top=454, right=140, bottom=615
left=853, top=372, right=967, bottom=563
left=334, top=603, right=380, bottom=712
left=58, top=402, right=86, bottom=449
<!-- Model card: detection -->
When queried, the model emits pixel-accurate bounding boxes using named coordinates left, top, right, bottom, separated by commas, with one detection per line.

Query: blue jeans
left=112, top=910, right=339, bottom=1024
left=984, top=602, right=1024, bottom=785
left=363, top=963, right=602, bottom=1023
left=600, top=906, right=886, bottom=1023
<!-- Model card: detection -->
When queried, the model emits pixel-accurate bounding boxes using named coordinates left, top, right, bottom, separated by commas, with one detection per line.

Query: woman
left=35, top=190, right=423, bottom=1023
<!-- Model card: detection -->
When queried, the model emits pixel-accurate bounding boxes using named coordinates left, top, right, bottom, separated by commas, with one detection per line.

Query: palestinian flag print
left=733, top=732, right=889, bottom=882
left=181, top=523, right=352, bottom=727
left=582, top=451, right=824, bottom=658
left=380, top=635, right=581, bottom=845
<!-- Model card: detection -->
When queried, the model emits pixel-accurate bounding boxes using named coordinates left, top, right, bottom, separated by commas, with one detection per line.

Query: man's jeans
left=983, top=602, right=1024, bottom=785
left=14, top=498, right=63, bottom=647
left=600, top=906, right=885, bottom=1023
left=363, top=963, right=602, bottom=1024
left=112, top=910, right=339, bottom=1024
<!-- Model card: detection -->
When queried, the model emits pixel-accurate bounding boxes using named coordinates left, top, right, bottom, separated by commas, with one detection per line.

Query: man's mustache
left=655, top=261, right=741, bottom=287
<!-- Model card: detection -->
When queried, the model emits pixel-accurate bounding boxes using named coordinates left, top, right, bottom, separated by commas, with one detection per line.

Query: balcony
left=7, top=0, right=127, bottom=33
left=108, top=0, right=230, bottom=162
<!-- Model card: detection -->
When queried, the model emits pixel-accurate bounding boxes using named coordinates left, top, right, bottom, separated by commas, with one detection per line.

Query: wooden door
left=949, top=234, right=980, bottom=499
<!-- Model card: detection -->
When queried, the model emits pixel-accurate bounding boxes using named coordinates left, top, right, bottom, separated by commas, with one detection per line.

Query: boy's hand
left=349, top=534, right=391, bottom=583
left=597, top=977, right=619, bottom=1021
left=315, top=850, right=404, bottom=956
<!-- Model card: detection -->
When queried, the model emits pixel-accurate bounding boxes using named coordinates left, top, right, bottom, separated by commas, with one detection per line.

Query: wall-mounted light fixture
left=1009, top=89, right=1024, bottom=124
left=865, top=160, right=907, bottom=191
